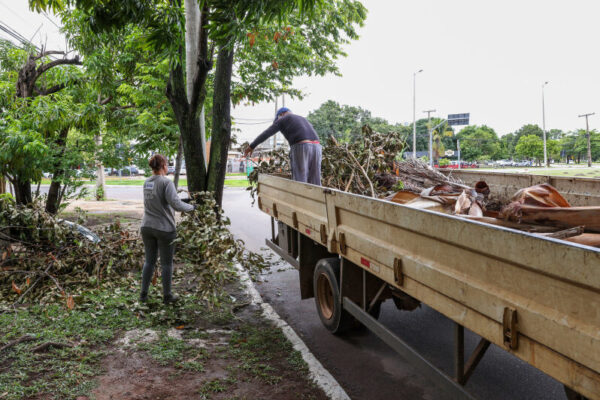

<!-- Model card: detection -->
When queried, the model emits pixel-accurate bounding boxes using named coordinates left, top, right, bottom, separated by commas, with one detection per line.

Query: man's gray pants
left=140, top=226, right=177, bottom=298
left=290, top=143, right=322, bottom=185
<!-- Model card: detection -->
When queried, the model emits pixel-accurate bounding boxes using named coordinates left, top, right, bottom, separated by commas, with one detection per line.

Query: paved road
left=47, top=185, right=565, bottom=400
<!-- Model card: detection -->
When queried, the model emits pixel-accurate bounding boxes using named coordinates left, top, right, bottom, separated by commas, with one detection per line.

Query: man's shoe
left=163, top=293, right=179, bottom=304
left=139, top=292, right=148, bottom=303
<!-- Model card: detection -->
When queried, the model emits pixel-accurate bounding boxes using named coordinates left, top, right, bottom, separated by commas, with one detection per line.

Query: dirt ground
left=56, top=202, right=328, bottom=400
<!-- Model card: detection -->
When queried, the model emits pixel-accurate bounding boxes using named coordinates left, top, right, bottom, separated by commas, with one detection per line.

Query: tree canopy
left=28, top=0, right=367, bottom=205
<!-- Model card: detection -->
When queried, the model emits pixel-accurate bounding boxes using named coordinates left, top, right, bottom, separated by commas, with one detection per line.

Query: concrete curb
left=235, top=264, right=351, bottom=400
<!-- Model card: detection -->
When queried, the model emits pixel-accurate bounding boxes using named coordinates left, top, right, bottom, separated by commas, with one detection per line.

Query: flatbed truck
left=257, top=173, right=600, bottom=400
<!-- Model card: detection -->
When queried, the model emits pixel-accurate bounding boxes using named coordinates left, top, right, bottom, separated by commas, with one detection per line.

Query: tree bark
left=46, top=127, right=70, bottom=214
left=207, top=47, right=234, bottom=206
left=0, top=176, right=5, bottom=194
left=173, top=136, right=184, bottom=189
left=95, top=133, right=106, bottom=200
left=166, top=61, right=208, bottom=193
left=13, top=178, right=32, bottom=205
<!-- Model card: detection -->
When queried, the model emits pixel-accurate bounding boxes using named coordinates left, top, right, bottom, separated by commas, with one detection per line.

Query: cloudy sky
left=2, top=0, right=599, bottom=142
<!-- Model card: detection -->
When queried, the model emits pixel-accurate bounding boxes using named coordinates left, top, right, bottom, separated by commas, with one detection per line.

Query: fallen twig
left=13, top=262, right=54, bottom=306
left=539, top=226, right=585, bottom=239
left=32, top=341, right=74, bottom=353
left=0, top=334, right=35, bottom=352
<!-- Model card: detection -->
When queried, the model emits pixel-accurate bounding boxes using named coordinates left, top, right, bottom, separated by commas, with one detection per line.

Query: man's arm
left=249, top=122, right=280, bottom=150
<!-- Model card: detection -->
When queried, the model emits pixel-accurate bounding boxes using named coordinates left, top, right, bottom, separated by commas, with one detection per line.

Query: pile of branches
left=175, top=192, right=270, bottom=305
left=392, top=158, right=466, bottom=193
left=248, top=125, right=407, bottom=198
left=0, top=196, right=142, bottom=307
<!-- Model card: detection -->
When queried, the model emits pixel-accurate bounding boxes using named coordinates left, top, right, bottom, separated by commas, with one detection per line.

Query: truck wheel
left=314, top=258, right=354, bottom=334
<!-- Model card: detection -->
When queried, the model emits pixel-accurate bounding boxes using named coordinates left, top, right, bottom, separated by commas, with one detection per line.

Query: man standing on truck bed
left=244, top=107, right=322, bottom=185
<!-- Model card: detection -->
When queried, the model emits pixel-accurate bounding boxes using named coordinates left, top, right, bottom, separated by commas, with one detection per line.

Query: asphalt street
left=42, top=185, right=565, bottom=400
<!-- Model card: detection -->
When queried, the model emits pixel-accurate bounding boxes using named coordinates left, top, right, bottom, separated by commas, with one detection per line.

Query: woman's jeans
left=140, top=226, right=177, bottom=298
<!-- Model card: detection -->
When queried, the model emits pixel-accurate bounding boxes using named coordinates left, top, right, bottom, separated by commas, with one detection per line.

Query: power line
left=41, top=11, right=61, bottom=30
left=233, top=116, right=273, bottom=121
left=234, top=121, right=272, bottom=126
left=0, top=19, right=40, bottom=51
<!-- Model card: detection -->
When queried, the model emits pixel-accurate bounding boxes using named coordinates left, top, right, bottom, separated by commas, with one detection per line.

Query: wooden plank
left=441, top=170, right=600, bottom=207
left=516, top=205, right=600, bottom=232
left=400, top=273, right=600, bottom=400
left=332, top=196, right=600, bottom=372
left=330, top=190, right=600, bottom=290
left=339, top=234, right=600, bottom=374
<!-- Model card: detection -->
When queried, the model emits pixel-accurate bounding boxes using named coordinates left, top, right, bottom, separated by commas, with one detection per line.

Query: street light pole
left=578, top=112, right=595, bottom=167
left=542, top=81, right=549, bottom=167
left=423, top=109, right=436, bottom=166
left=412, top=69, right=423, bottom=158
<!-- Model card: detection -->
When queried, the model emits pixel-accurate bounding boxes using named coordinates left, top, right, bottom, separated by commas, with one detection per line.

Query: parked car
left=109, top=168, right=132, bottom=176
left=495, top=160, right=515, bottom=167
left=515, top=160, right=532, bottom=167
left=179, top=167, right=186, bottom=175
left=167, top=166, right=175, bottom=175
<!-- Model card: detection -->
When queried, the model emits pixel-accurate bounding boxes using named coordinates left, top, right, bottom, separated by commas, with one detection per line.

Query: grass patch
left=0, top=280, right=142, bottom=399
left=0, top=272, right=235, bottom=400
left=225, top=323, right=309, bottom=385
left=41, top=176, right=251, bottom=187
left=224, top=179, right=251, bottom=188
left=525, top=168, right=600, bottom=178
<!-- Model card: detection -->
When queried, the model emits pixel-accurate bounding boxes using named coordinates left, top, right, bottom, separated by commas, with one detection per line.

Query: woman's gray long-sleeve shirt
left=141, top=175, right=194, bottom=232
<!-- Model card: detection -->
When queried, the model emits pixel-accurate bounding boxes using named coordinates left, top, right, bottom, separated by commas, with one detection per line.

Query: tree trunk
left=45, top=127, right=70, bottom=214
left=95, top=131, right=105, bottom=201
left=166, top=56, right=209, bottom=193
left=0, top=176, right=5, bottom=194
left=13, top=178, right=32, bottom=205
left=174, top=136, right=184, bottom=189
left=207, top=47, right=234, bottom=206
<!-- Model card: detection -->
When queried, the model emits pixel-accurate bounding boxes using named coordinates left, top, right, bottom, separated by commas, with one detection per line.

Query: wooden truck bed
left=257, top=174, right=600, bottom=399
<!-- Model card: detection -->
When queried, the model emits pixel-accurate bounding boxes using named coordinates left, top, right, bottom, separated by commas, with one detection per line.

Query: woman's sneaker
left=163, top=293, right=179, bottom=304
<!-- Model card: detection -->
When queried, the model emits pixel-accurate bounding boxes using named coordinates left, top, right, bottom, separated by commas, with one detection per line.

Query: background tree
left=455, top=125, right=501, bottom=161
left=0, top=38, right=82, bottom=205
left=307, top=100, right=408, bottom=143
left=559, top=129, right=600, bottom=164
left=514, top=134, right=559, bottom=165
left=429, top=118, right=454, bottom=164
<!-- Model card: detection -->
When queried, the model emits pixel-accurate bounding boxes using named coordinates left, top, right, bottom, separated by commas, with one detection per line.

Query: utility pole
left=412, top=69, right=423, bottom=158
left=542, top=81, right=549, bottom=167
left=457, top=139, right=461, bottom=170
left=578, top=112, right=595, bottom=167
left=423, top=109, right=436, bottom=166
left=273, top=97, right=278, bottom=149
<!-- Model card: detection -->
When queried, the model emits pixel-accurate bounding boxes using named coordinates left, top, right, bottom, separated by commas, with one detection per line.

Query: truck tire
left=313, top=258, right=354, bottom=334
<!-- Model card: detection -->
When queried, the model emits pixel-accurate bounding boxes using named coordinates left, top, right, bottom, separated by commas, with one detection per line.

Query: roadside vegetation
left=0, top=196, right=322, bottom=399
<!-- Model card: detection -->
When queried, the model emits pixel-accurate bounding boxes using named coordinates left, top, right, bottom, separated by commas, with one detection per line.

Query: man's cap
left=274, top=107, right=290, bottom=122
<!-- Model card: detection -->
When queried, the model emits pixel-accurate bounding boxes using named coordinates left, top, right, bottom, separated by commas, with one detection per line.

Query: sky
left=1, top=0, right=599, bottom=142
